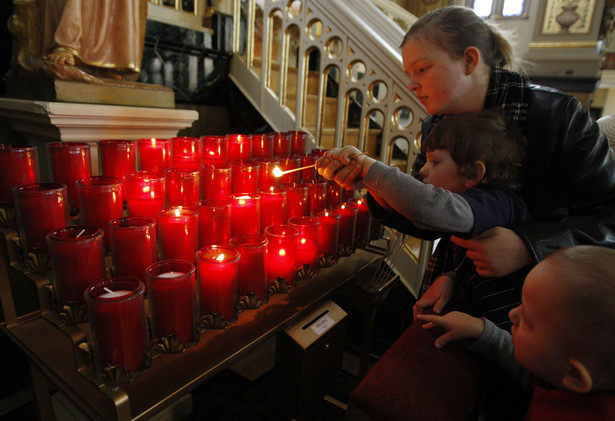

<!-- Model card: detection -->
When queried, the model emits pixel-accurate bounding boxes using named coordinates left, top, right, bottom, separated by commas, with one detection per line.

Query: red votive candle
left=0, top=144, right=39, bottom=206
left=196, top=245, right=240, bottom=324
left=257, top=187, right=286, bottom=232
left=334, top=202, right=358, bottom=255
left=310, top=148, right=329, bottom=158
left=125, top=171, right=166, bottom=221
left=47, top=226, right=105, bottom=310
left=288, top=216, right=319, bottom=275
left=227, top=134, right=252, bottom=162
left=76, top=177, right=123, bottom=249
left=99, top=140, right=136, bottom=197
left=298, top=154, right=316, bottom=180
left=159, top=207, right=199, bottom=263
left=200, top=164, right=231, bottom=201
left=109, top=217, right=157, bottom=285
left=286, top=131, right=308, bottom=155
left=280, top=182, right=308, bottom=220
left=196, top=200, right=231, bottom=247
left=349, top=197, right=371, bottom=248
left=229, top=234, right=268, bottom=305
left=301, top=179, right=327, bottom=214
left=146, top=260, right=197, bottom=345
left=229, top=193, right=260, bottom=236
left=276, top=156, right=301, bottom=186
left=251, top=134, right=273, bottom=160
left=171, top=136, right=201, bottom=169
left=201, top=135, right=228, bottom=165
left=265, top=225, right=299, bottom=286
left=231, top=160, right=260, bottom=194
left=85, top=277, right=147, bottom=374
left=47, top=142, right=92, bottom=213
left=13, top=183, right=69, bottom=257
left=326, top=180, right=343, bottom=208
left=313, top=209, right=340, bottom=265
left=137, top=138, right=170, bottom=174
left=165, top=168, right=200, bottom=207
left=254, top=158, right=280, bottom=190
left=270, top=132, right=290, bottom=157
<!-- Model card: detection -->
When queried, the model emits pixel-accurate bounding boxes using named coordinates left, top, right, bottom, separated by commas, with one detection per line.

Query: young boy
left=417, top=245, right=615, bottom=420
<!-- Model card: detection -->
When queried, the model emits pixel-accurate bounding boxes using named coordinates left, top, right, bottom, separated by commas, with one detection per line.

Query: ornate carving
left=198, top=313, right=231, bottom=330
left=267, top=277, right=291, bottom=295
left=150, top=333, right=187, bottom=355
left=0, top=205, right=17, bottom=227
left=60, top=302, right=88, bottom=325
left=295, top=263, right=315, bottom=281
left=319, top=253, right=337, bottom=268
left=237, top=292, right=263, bottom=312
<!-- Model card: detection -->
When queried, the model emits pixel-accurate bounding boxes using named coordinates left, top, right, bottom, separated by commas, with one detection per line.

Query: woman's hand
left=415, top=311, right=485, bottom=349
left=412, top=273, right=455, bottom=319
left=450, top=227, right=534, bottom=277
left=315, top=146, right=375, bottom=189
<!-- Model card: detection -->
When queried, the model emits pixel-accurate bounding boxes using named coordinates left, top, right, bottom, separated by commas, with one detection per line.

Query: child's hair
left=401, top=6, right=521, bottom=72
left=422, top=111, right=525, bottom=189
left=546, top=246, right=615, bottom=380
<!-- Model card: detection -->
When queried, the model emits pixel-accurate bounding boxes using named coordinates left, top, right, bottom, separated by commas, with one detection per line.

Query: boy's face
left=419, top=148, right=469, bottom=193
left=508, top=261, right=570, bottom=387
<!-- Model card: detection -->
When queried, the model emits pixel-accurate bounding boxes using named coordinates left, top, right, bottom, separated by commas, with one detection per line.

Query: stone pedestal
left=0, top=98, right=198, bottom=179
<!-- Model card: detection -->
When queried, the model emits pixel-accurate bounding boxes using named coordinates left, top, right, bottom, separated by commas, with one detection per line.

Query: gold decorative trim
left=529, top=41, right=598, bottom=49
left=237, top=292, right=263, bottom=311
left=295, top=264, right=315, bottom=282
left=198, top=313, right=231, bottom=330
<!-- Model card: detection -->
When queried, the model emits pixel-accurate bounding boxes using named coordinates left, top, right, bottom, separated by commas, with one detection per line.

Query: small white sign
left=310, top=314, right=335, bottom=335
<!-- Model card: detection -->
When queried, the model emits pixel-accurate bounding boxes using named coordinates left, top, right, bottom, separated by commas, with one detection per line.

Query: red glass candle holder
left=146, top=260, right=197, bottom=345
left=165, top=168, right=200, bottom=207
left=47, top=142, right=91, bottom=213
left=137, top=138, right=170, bottom=174
left=257, top=187, right=286, bottom=233
left=286, top=131, right=308, bottom=155
left=349, top=197, right=371, bottom=248
left=159, top=207, right=199, bottom=263
left=334, top=202, right=358, bottom=256
left=326, top=180, right=343, bottom=208
left=109, top=217, right=157, bottom=285
left=229, top=193, right=260, bottom=237
left=310, top=148, right=329, bottom=158
left=125, top=171, right=166, bottom=221
left=98, top=140, right=136, bottom=197
left=229, top=234, right=268, bottom=307
left=280, top=182, right=308, bottom=220
left=270, top=132, right=290, bottom=158
left=201, top=135, right=228, bottom=165
left=254, top=158, right=280, bottom=190
left=313, top=209, right=340, bottom=266
left=288, top=216, right=319, bottom=277
left=227, top=134, right=252, bottom=162
left=301, top=179, right=327, bottom=214
left=275, top=156, right=301, bottom=186
left=47, top=226, right=106, bottom=311
left=298, top=154, right=316, bottom=181
left=196, top=245, right=240, bottom=326
left=200, top=164, right=231, bottom=201
left=264, top=225, right=299, bottom=288
left=196, top=200, right=231, bottom=247
left=85, top=277, right=147, bottom=376
left=0, top=144, right=39, bottom=207
left=13, top=183, right=69, bottom=259
left=171, top=136, right=201, bottom=169
left=231, top=160, right=260, bottom=194
left=77, top=176, right=123, bottom=249
left=251, top=134, right=273, bottom=160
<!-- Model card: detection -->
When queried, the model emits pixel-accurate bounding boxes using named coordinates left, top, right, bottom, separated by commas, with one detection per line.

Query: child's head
left=509, top=246, right=615, bottom=392
left=419, top=110, right=524, bottom=193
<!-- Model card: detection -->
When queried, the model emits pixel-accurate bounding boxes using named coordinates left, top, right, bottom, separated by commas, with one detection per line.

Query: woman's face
left=401, top=37, right=477, bottom=115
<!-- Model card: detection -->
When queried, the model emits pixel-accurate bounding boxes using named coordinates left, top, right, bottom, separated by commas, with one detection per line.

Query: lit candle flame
left=324, top=211, right=329, bottom=217
left=270, top=186, right=275, bottom=192
left=272, top=166, right=284, bottom=178
left=279, top=248, right=286, bottom=257
left=300, top=238, right=307, bottom=245
left=174, top=208, right=181, bottom=217
left=143, top=185, right=150, bottom=193
left=239, top=199, right=246, bottom=205
left=216, top=254, right=225, bottom=261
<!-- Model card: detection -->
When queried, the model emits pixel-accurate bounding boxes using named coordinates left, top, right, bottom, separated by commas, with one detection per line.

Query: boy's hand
left=412, top=273, right=455, bottom=319
left=415, top=311, right=485, bottom=349
left=315, top=146, right=374, bottom=189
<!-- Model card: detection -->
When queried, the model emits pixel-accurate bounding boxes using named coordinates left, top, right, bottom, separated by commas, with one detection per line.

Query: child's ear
left=562, top=359, right=593, bottom=393
left=464, top=161, right=486, bottom=189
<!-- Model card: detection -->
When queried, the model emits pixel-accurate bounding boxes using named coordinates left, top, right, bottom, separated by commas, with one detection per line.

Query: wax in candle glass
left=229, top=193, right=260, bottom=236
left=285, top=131, right=307, bottom=155
left=47, top=142, right=91, bottom=213
left=200, top=164, right=231, bottom=201
left=227, top=134, right=252, bottom=162
left=326, top=180, right=343, bottom=208
left=201, top=135, right=228, bottom=165
left=231, top=160, right=260, bottom=194
left=301, top=179, right=327, bottom=214
left=264, top=225, right=299, bottom=287
left=275, top=156, right=301, bottom=186
left=165, top=168, right=200, bottom=207
left=288, top=216, right=319, bottom=276
left=76, top=176, right=123, bottom=249
left=257, top=187, right=286, bottom=233
left=334, top=202, right=358, bottom=256
left=47, top=226, right=105, bottom=311
left=349, top=197, right=371, bottom=248
left=85, top=277, right=147, bottom=376
left=125, top=171, right=166, bottom=221
left=229, top=234, right=268, bottom=306
left=0, top=144, right=39, bottom=208
left=109, top=217, right=157, bottom=285
left=254, top=158, right=280, bottom=190
left=251, top=134, right=273, bottom=160
left=270, top=132, right=290, bottom=158
left=137, top=138, right=170, bottom=174
left=298, top=154, right=316, bottom=181
left=313, top=209, right=340, bottom=266
left=171, top=136, right=201, bottom=169
left=280, top=182, right=308, bottom=220
left=98, top=140, right=136, bottom=198
left=159, top=207, right=199, bottom=263
left=196, top=245, right=240, bottom=325
left=196, top=200, right=231, bottom=247
left=13, top=183, right=69, bottom=259
left=146, top=260, right=197, bottom=345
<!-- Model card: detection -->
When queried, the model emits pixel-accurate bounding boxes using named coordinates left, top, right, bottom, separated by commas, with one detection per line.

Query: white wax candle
left=157, top=271, right=187, bottom=278
left=99, top=289, right=132, bottom=298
